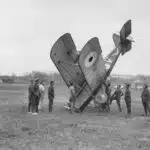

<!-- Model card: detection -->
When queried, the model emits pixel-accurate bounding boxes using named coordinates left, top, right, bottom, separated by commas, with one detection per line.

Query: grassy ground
left=0, top=84, right=150, bottom=150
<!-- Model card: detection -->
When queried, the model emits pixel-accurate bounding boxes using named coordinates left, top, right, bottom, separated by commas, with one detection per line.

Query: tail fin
left=120, top=20, right=132, bottom=55
left=120, top=19, right=131, bottom=44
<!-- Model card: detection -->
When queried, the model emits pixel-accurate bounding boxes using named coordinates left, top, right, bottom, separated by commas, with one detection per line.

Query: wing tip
left=61, top=33, right=72, bottom=38
left=85, top=37, right=102, bottom=53
left=50, top=33, right=74, bottom=57
left=86, top=37, right=100, bottom=46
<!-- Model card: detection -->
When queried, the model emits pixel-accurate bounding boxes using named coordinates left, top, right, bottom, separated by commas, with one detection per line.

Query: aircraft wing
left=78, top=37, right=107, bottom=104
left=79, top=37, right=106, bottom=89
left=50, top=33, right=86, bottom=93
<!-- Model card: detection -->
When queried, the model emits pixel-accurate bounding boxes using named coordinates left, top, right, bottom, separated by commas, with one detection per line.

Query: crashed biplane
left=50, top=20, right=133, bottom=112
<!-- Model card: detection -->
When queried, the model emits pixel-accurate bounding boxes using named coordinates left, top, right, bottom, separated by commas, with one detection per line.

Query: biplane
left=50, top=20, right=133, bottom=112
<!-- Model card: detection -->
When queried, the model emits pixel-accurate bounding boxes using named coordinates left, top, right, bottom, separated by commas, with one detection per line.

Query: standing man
left=141, top=84, right=150, bottom=116
left=69, top=82, right=76, bottom=113
left=38, top=81, right=45, bottom=111
left=105, top=81, right=112, bottom=112
left=28, top=79, right=34, bottom=113
left=32, top=78, right=41, bottom=115
left=110, top=85, right=123, bottom=112
left=48, top=81, right=55, bottom=112
left=124, top=83, right=132, bottom=116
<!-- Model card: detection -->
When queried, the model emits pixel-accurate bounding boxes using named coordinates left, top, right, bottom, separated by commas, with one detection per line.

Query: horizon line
left=0, top=71, right=149, bottom=77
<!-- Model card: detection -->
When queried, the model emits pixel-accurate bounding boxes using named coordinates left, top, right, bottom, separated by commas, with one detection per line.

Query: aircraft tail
left=104, top=20, right=132, bottom=69
left=119, top=19, right=132, bottom=55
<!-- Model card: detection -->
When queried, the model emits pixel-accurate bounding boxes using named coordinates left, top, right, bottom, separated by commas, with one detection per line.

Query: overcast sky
left=0, top=0, right=149, bottom=75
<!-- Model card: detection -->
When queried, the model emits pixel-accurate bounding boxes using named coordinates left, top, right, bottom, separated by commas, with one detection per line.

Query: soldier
left=32, top=78, right=41, bottom=115
left=124, top=83, right=132, bottom=116
left=141, top=84, right=150, bottom=116
left=48, top=81, right=55, bottom=112
left=38, top=81, right=45, bottom=111
left=28, top=79, right=34, bottom=113
left=104, top=81, right=112, bottom=112
left=110, top=85, right=123, bottom=112
left=69, top=82, right=76, bottom=113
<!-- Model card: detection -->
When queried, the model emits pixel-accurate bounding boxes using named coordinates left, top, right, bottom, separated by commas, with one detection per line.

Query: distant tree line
left=0, top=71, right=65, bottom=84
left=0, top=72, right=150, bottom=86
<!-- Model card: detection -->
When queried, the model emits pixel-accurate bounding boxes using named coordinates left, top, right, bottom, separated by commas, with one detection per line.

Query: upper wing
left=79, top=37, right=106, bottom=90
left=78, top=37, right=107, bottom=104
left=50, top=33, right=86, bottom=93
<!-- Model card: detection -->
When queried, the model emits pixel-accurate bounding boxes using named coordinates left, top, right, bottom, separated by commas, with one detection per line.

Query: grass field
left=0, top=84, right=150, bottom=150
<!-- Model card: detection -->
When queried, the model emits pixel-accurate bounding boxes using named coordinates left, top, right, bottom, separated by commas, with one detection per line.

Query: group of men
left=28, top=78, right=55, bottom=115
left=106, top=83, right=132, bottom=116
left=68, top=80, right=150, bottom=117
left=67, top=81, right=132, bottom=116
left=28, top=78, right=150, bottom=117
left=104, top=82, right=150, bottom=117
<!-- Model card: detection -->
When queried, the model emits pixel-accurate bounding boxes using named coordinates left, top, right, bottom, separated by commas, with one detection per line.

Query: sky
left=0, top=0, right=150, bottom=75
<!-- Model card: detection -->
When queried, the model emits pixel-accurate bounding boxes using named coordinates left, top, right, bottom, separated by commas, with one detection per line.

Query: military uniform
left=28, top=80, right=34, bottom=113
left=124, top=84, right=132, bottom=115
left=141, top=85, right=150, bottom=116
left=32, top=79, right=41, bottom=114
left=111, top=86, right=123, bottom=112
left=48, top=82, right=54, bottom=112
left=105, top=84, right=112, bottom=112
